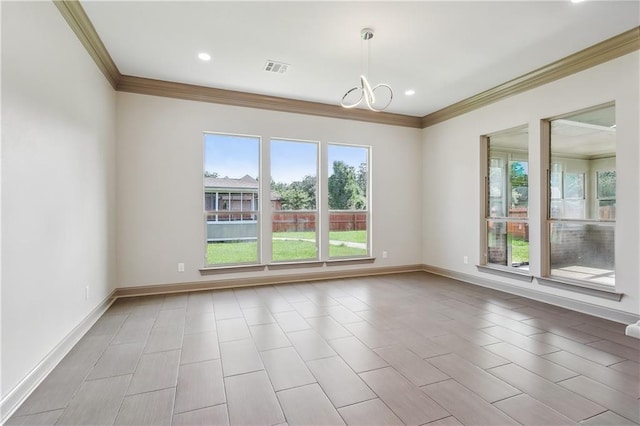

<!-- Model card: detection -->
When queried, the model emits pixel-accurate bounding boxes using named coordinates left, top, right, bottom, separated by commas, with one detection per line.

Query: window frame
left=479, top=125, right=531, bottom=277
left=542, top=102, right=617, bottom=292
left=202, top=131, right=262, bottom=267
left=269, top=137, right=320, bottom=264
left=326, top=142, right=372, bottom=260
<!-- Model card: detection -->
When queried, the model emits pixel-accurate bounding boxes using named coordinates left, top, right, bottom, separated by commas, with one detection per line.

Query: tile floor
left=7, top=272, right=640, bottom=425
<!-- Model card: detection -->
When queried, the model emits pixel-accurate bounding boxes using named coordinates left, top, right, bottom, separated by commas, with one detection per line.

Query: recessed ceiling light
left=405, top=89, right=416, bottom=96
left=198, top=52, right=211, bottom=61
left=571, top=0, right=584, bottom=3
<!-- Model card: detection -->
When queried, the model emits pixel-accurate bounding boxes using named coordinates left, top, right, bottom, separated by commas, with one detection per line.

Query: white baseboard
left=421, top=264, right=640, bottom=325
left=625, top=321, right=640, bottom=339
left=0, top=292, right=116, bottom=424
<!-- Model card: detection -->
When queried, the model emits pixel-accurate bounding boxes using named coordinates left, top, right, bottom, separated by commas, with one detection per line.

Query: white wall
left=1, top=1, right=117, bottom=398
left=116, top=93, right=423, bottom=287
left=422, top=52, right=640, bottom=316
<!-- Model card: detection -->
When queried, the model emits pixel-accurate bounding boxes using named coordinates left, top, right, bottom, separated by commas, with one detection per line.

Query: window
left=270, top=139, right=318, bottom=262
left=203, top=133, right=260, bottom=265
left=482, top=126, right=529, bottom=271
left=547, top=103, right=616, bottom=287
left=328, top=144, right=370, bottom=258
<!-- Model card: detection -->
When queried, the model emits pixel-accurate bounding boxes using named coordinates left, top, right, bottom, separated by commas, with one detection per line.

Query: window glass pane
left=487, top=221, right=529, bottom=269
left=597, top=171, right=616, bottom=219
left=204, top=134, right=260, bottom=265
left=550, top=105, right=616, bottom=221
left=271, top=139, right=318, bottom=262
left=485, top=125, right=528, bottom=271
left=487, top=126, right=528, bottom=219
left=550, top=222, right=615, bottom=286
left=328, top=145, right=369, bottom=258
left=549, top=104, right=616, bottom=286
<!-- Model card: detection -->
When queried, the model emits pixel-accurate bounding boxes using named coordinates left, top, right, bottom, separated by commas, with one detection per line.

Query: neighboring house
left=204, top=175, right=282, bottom=221
left=204, top=175, right=281, bottom=241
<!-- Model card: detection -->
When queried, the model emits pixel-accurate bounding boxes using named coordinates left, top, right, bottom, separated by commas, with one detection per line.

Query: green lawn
left=273, top=230, right=366, bottom=243
left=207, top=230, right=367, bottom=264
left=511, top=238, right=529, bottom=264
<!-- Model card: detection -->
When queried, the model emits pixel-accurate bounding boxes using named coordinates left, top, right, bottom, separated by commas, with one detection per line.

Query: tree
left=280, top=187, right=312, bottom=210
left=204, top=171, right=219, bottom=178
left=328, top=161, right=365, bottom=210
left=356, top=161, right=368, bottom=200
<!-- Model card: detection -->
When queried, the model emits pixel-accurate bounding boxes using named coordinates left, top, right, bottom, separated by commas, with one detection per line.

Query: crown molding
left=421, top=26, right=640, bottom=128
left=117, top=75, right=423, bottom=128
left=54, top=1, right=637, bottom=129
left=53, top=0, right=121, bottom=89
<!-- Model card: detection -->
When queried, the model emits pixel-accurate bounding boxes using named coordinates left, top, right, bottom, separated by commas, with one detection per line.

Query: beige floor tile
left=56, top=375, right=131, bottom=426
left=216, top=317, right=251, bottom=342
left=111, top=316, right=155, bottom=344
left=484, top=342, right=577, bottom=382
left=225, top=371, right=285, bottom=426
left=544, top=350, right=640, bottom=397
left=220, top=338, right=264, bottom=376
left=338, top=398, right=403, bottom=426
left=493, top=394, right=578, bottom=425
left=531, top=332, right=625, bottom=365
left=422, top=379, right=519, bottom=426
left=144, top=325, right=183, bottom=353
left=359, top=367, right=449, bottom=425
left=174, top=359, right=225, bottom=413
left=172, top=404, right=229, bottom=426
left=4, top=409, right=64, bottom=425
left=327, top=305, right=363, bottom=324
left=181, top=330, right=220, bottom=364
left=214, top=302, right=244, bottom=320
left=343, top=321, right=397, bottom=349
left=428, top=353, right=520, bottom=403
left=249, top=323, right=291, bottom=351
left=287, top=329, right=336, bottom=361
left=242, top=306, right=275, bottom=326
left=424, top=416, right=464, bottom=426
left=126, top=349, right=180, bottom=395
left=482, top=326, right=559, bottom=355
left=187, top=292, right=214, bottom=313
left=273, top=310, right=311, bottom=332
left=87, top=341, right=145, bottom=380
left=115, top=388, right=175, bottom=426
left=428, top=333, right=509, bottom=369
left=153, top=307, right=186, bottom=329
left=260, top=346, right=316, bottom=391
left=306, top=316, right=352, bottom=340
left=329, top=336, right=388, bottom=372
left=291, top=301, right=331, bottom=318
left=581, top=411, right=640, bottom=426
left=375, top=345, right=449, bottom=386
left=489, top=363, right=606, bottom=421
left=307, top=356, right=376, bottom=407
left=277, top=383, right=345, bottom=426
left=184, top=312, right=216, bottom=334
left=588, top=339, right=640, bottom=362
left=558, top=375, right=640, bottom=423
left=609, top=360, right=640, bottom=377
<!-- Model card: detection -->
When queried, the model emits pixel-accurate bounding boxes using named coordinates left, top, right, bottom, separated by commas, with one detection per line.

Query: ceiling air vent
left=264, top=60, right=289, bottom=74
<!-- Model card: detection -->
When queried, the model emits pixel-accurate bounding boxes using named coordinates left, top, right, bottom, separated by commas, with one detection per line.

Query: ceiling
left=80, top=1, right=639, bottom=117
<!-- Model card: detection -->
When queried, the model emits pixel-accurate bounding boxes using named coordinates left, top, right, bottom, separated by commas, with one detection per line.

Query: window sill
left=200, top=264, right=267, bottom=275
left=325, top=257, right=376, bottom=266
left=200, top=258, right=375, bottom=275
left=477, top=264, right=534, bottom=282
left=537, top=276, right=623, bottom=301
left=267, top=261, right=324, bottom=270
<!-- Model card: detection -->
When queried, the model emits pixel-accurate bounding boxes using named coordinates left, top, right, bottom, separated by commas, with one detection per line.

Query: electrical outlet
left=178, top=262, right=185, bottom=272
left=463, top=256, right=469, bottom=264
left=85, top=286, right=89, bottom=300
left=382, top=251, right=388, bottom=259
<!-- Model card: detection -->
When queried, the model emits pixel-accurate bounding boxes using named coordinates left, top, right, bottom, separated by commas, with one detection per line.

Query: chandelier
left=340, top=28, right=393, bottom=112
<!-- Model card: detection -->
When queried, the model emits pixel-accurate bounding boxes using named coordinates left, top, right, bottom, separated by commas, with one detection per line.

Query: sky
left=205, top=133, right=368, bottom=184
